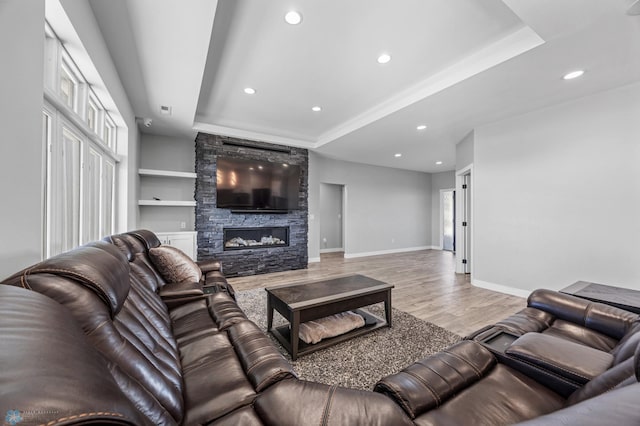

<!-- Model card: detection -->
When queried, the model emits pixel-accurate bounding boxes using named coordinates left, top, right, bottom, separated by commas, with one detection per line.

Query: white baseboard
left=344, top=246, right=433, bottom=259
left=320, top=248, right=344, bottom=253
left=472, top=279, right=531, bottom=298
left=308, top=257, right=321, bottom=263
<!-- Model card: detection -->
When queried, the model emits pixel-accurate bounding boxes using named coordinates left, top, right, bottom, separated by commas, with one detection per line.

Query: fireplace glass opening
left=223, top=227, right=290, bottom=251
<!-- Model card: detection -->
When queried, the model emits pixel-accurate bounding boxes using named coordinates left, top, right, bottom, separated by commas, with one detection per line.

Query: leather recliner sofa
left=1, top=229, right=640, bottom=425
left=0, top=230, right=409, bottom=426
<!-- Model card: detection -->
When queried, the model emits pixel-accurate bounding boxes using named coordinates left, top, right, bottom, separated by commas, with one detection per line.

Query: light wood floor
left=228, top=250, right=526, bottom=336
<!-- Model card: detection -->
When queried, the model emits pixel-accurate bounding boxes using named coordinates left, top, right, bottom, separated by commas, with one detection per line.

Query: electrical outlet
left=180, top=221, right=186, bottom=229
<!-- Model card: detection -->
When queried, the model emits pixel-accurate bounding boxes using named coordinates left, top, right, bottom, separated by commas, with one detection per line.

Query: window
left=59, top=63, right=77, bottom=110
left=87, top=98, right=98, bottom=133
left=104, top=116, right=116, bottom=150
left=43, top=23, right=120, bottom=257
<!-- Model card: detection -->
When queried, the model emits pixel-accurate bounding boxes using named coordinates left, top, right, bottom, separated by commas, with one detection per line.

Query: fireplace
left=223, top=227, right=290, bottom=251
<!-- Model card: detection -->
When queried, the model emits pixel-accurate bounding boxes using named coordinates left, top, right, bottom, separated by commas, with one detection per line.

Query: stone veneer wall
left=195, top=133, right=308, bottom=277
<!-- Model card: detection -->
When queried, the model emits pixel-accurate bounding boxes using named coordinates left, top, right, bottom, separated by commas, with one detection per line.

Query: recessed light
left=258, top=165, right=263, bottom=170
left=243, top=87, right=256, bottom=95
left=436, top=161, right=443, bottom=165
left=285, top=11, right=302, bottom=25
left=311, top=106, right=322, bottom=112
left=282, top=163, right=289, bottom=168
left=377, top=53, right=391, bottom=64
left=394, top=153, right=402, bottom=158
left=416, top=125, right=427, bottom=130
left=563, top=70, right=584, bottom=80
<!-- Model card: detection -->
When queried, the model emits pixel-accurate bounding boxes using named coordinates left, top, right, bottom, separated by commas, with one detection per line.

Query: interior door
left=462, top=174, right=471, bottom=273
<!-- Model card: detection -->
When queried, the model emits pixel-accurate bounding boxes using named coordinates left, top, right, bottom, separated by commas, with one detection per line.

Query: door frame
left=319, top=182, right=347, bottom=254
left=455, top=164, right=473, bottom=274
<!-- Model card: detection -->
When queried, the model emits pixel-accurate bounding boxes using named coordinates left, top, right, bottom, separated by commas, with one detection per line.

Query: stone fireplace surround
left=195, top=133, right=308, bottom=277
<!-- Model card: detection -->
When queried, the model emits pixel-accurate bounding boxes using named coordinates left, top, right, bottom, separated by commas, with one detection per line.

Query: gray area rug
left=235, top=288, right=461, bottom=390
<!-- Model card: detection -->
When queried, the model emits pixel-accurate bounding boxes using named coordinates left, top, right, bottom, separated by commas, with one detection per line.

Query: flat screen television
left=216, top=157, right=301, bottom=212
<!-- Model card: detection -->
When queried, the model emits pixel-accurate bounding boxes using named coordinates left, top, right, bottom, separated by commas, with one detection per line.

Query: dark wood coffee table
left=266, top=274, right=393, bottom=360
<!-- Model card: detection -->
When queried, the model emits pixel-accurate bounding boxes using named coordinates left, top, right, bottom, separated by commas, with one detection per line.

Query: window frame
left=43, top=22, right=121, bottom=257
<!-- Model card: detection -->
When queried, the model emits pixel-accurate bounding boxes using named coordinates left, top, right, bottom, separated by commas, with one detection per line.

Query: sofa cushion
left=413, top=364, right=565, bottom=426
left=169, top=298, right=219, bottom=344
left=255, top=379, right=414, bottom=426
left=179, top=332, right=257, bottom=424
left=149, top=245, right=202, bottom=284
left=506, top=333, right=614, bottom=385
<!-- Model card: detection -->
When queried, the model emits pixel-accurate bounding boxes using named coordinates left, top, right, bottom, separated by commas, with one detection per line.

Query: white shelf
left=139, top=168, right=197, bottom=179
left=138, top=200, right=197, bottom=207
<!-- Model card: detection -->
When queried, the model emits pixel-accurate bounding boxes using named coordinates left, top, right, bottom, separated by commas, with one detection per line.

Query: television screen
left=216, top=157, right=300, bottom=211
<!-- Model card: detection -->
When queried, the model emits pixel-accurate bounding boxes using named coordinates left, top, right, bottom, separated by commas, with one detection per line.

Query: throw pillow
left=148, top=245, right=202, bottom=284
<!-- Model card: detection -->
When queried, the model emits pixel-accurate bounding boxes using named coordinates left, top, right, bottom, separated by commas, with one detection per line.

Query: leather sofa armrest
left=158, top=281, right=204, bottom=298
left=158, top=281, right=204, bottom=308
left=373, top=340, right=495, bottom=419
left=255, top=379, right=414, bottom=426
left=506, top=332, right=613, bottom=385
left=227, top=321, right=296, bottom=391
left=197, top=259, right=222, bottom=273
left=528, top=289, right=638, bottom=339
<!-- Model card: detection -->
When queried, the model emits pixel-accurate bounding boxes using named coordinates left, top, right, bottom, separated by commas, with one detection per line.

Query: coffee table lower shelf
left=270, top=309, right=388, bottom=359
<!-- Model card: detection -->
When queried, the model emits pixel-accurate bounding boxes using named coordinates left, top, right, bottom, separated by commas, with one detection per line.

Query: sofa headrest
left=0, top=285, right=145, bottom=425
left=127, top=229, right=162, bottom=250
left=23, top=241, right=130, bottom=317
left=103, top=233, right=139, bottom=261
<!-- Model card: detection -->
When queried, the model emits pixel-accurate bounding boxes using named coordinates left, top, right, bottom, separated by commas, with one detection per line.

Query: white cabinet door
left=156, top=232, right=197, bottom=260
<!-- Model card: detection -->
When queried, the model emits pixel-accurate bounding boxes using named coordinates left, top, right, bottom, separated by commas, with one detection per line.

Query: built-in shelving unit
left=138, top=200, right=197, bottom=206
left=138, top=168, right=197, bottom=179
left=138, top=134, right=197, bottom=241
left=138, top=168, right=197, bottom=206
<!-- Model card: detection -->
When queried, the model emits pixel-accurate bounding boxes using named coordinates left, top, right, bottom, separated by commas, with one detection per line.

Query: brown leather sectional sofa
left=1, top=229, right=639, bottom=425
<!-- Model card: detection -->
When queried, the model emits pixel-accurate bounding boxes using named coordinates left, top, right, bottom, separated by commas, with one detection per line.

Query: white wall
left=431, top=171, right=455, bottom=248
left=308, top=152, right=321, bottom=261
left=140, top=134, right=195, bottom=171
left=474, top=82, right=640, bottom=293
left=0, top=0, right=46, bottom=278
left=456, top=130, right=474, bottom=171
left=309, top=154, right=432, bottom=259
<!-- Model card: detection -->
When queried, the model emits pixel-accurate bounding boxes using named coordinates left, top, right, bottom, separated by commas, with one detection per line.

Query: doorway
left=440, top=189, right=455, bottom=251
left=455, top=165, right=472, bottom=274
left=319, top=183, right=344, bottom=254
